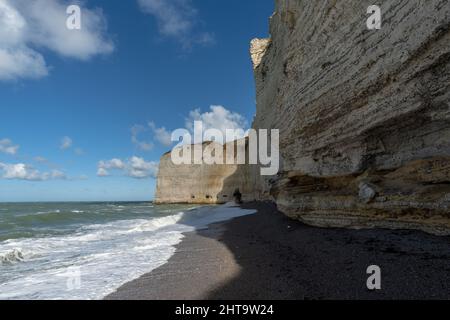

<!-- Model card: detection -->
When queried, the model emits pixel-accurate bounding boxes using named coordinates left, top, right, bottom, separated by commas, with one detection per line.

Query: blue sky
left=0, top=0, right=273, bottom=202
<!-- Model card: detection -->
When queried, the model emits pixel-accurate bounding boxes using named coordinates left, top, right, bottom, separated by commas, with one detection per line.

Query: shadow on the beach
left=190, top=202, right=450, bottom=300
left=170, top=152, right=450, bottom=299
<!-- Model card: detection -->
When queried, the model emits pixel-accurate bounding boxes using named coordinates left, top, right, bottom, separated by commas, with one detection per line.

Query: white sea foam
left=0, top=203, right=255, bottom=300
left=0, top=249, right=25, bottom=265
left=35, top=210, right=60, bottom=215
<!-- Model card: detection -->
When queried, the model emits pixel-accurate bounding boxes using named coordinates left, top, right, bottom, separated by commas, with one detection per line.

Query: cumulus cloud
left=131, top=123, right=171, bottom=149
left=148, top=121, right=172, bottom=147
left=128, top=156, right=158, bottom=179
left=96, top=167, right=109, bottom=177
left=98, top=158, right=125, bottom=171
left=137, top=105, right=249, bottom=148
left=0, top=0, right=114, bottom=81
left=185, top=105, right=249, bottom=143
left=0, top=47, right=48, bottom=80
left=137, top=0, right=214, bottom=49
left=0, top=162, right=67, bottom=181
left=131, top=125, right=154, bottom=151
left=60, top=136, right=73, bottom=150
left=97, top=157, right=158, bottom=179
left=0, top=138, right=19, bottom=155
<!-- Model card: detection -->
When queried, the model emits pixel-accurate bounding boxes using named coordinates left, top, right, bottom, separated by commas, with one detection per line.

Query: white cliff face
left=256, top=0, right=450, bottom=176
left=250, top=38, right=271, bottom=69
left=155, top=0, right=450, bottom=235
left=251, top=0, right=450, bottom=234
left=154, top=154, right=239, bottom=204
left=154, top=141, right=262, bottom=204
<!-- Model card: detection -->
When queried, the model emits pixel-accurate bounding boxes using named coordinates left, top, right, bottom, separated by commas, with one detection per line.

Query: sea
left=0, top=202, right=255, bottom=300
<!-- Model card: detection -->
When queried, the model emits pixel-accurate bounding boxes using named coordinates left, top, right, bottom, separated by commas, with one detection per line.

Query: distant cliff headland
left=155, top=0, right=450, bottom=235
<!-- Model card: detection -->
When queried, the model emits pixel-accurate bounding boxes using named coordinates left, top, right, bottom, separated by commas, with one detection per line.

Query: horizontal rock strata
left=154, top=141, right=265, bottom=204
left=155, top=0, right=450, bottom=235
left=251, top=0, right=450, bottom=234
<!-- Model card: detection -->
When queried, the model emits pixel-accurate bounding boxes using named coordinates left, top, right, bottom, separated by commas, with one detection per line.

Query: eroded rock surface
left=252, top=0, right=450, bottom=234
left=154, top=141, right=262, bottom=204
left=155, top=0, right=450, bottom=235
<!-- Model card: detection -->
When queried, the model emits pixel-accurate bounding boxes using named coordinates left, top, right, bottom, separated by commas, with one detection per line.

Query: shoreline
left=106, top=201, right=450, bottom=300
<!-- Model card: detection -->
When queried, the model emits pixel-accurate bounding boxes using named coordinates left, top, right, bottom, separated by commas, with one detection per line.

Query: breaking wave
left=0, top=249, right=25, bottom=265
left=0, top=203, right=255, bottom=300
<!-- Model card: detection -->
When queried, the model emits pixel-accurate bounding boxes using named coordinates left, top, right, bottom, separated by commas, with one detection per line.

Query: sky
left=0, top=0, right=274, bottom=202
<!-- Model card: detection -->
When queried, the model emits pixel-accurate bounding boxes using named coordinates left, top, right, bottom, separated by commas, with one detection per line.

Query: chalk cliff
left=251, top=0, right=450, bottom=235
left=155, top=0, right=450, bottom=235
left=154, top=140, right=264, bottom=204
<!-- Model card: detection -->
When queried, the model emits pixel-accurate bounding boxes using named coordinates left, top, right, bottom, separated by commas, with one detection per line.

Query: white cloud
left=0, top=0, right=113, bottom=81
left=138, top=105, right=248, bottom=148
left=96, top=167, right=109, bottom=177
left=0, top=162, right=67, bottom=181
left=97, top=157, right=158, bottom=179
left=0, top=138, right=19, bottom=155
left=59, top=137, right=85, bottom=155
left=128, top=156, right=158, bottom=179
left=98, top=158, right=126, bottom=170
left=137, top=0, right=214, bottom=49
left=131, top=125, right=154, bottom=151
left=60, top=136, right=73, bottom=150
left=185, top=105, right=249, bottom=142
left=0, top=163, right=28, bottom=179
left=96, top=158, right=125, bottom=177
left=149, top=122, right=172, bottom=147
left=0, top=47, right=48, bottom=80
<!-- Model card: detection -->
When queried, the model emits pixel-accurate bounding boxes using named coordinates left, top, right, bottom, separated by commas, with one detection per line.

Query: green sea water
left=0, top=201, right=254, bottom=299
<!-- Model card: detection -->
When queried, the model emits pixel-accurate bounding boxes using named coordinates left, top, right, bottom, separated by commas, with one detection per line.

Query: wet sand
left=106, top=202, right=450, bottom=300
